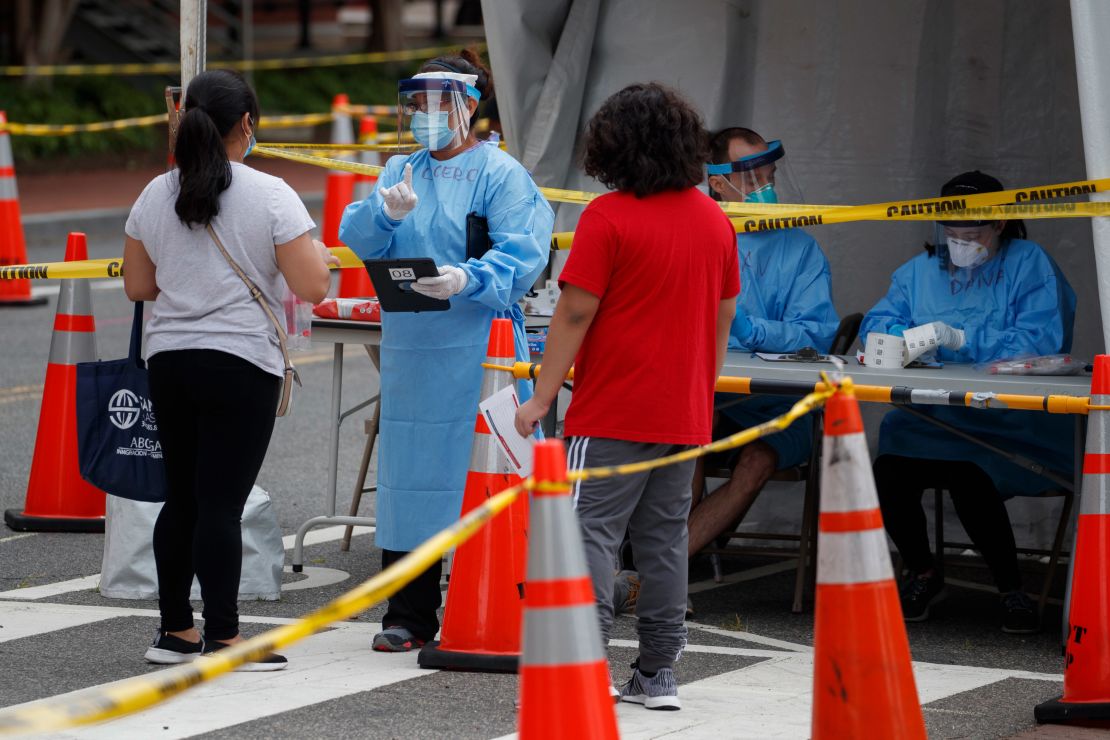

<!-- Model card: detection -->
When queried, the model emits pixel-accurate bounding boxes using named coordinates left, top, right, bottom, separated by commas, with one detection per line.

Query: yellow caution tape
left=1, top=112, right=340, bottom=137
left=0, top=481, right=522, bottom=736
left=340, top=104, right=398, bottom=118
left=0, top=44, right=473, bottom=77
left=253, top=145, right=1110, bottom=226
left=2, top=114, right=167, bottom=137
left=0, top=366, right=824, bottom=735
left=0, top=248, right=364, bottom=281
left=570, top=381, right=837, bottom=481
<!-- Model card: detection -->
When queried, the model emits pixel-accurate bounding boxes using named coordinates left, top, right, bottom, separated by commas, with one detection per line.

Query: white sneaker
left=620, top=662, right=681, bottom=711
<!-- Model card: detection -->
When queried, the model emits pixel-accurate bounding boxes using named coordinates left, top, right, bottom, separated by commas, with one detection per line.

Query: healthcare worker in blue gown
left=861, top=170, right=1076, bottom=635
left=339, top=50, right=553, bottom=652
left=690, top=128, right=838, bottom=559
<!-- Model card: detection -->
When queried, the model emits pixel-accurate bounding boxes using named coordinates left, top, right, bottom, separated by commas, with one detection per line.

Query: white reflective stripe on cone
left=526, top=497, right=590, bottom=582
left=0, top=176, right=16, bottom=200
left=820, top=432, right=881, bottom=513
left=522, top=603, right=605, bottom=666
left=468, top=423, right=514, bottom=475
left=1082, top=391, right=1110, bottom=516
left=816, top=528, right=894, bottom=585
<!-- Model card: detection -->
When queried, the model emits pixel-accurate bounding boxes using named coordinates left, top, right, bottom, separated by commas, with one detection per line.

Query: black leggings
left=149, top=349, right=280, bottom=641
left=873, top=454, right=1022, bottom=593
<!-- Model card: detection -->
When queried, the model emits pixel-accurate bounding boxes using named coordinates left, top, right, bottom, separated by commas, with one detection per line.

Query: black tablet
left=363, top=258, right=450, bottom=313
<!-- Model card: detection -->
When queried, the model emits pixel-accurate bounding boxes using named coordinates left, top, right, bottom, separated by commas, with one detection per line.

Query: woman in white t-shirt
left=123, top=69, right=337, bottom=670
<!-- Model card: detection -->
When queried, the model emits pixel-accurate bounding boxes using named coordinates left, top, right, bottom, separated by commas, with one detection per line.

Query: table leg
left=1061, top=414, right=1085, bottom=645
left=292, top=342, right=345, bottom=572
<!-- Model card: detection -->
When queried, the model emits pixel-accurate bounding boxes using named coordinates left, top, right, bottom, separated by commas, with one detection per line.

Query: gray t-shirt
left=125, top=162, right=315, bottom=377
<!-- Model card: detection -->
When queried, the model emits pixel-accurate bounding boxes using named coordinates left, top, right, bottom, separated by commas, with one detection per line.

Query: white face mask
left=947, top=236, right=990, bottom=268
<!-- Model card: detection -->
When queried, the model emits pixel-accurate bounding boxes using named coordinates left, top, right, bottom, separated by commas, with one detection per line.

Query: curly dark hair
left=581, top=83, right=709, bottom=198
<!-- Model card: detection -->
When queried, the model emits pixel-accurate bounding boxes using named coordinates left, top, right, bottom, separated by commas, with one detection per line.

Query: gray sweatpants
left=567, top=436, right=693, bottom=673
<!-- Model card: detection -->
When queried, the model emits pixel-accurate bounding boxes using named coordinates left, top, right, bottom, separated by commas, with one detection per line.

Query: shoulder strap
left=206, top=224, right=295, bottom=377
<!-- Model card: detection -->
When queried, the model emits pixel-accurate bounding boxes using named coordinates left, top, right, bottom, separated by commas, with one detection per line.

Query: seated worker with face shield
left=338, top=49, right=553, bottom=653
left=691, top=128, right=839, bottom=558
left=613, top=128, right=839, bottom=615
left=860, top=170, right=1076, bottom=634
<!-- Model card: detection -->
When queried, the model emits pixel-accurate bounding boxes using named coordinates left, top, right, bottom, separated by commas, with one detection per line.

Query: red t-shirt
left=560, top=188, right=740, bottom=445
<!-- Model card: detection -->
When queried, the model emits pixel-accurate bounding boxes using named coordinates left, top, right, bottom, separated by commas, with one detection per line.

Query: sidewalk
left=18, top=157, right=327, bottom=249
left=18, top=157, right=326, bottom=215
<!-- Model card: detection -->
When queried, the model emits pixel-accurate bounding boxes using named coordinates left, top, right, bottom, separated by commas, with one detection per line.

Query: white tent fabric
left=482, top=0, right=1095, bottom=547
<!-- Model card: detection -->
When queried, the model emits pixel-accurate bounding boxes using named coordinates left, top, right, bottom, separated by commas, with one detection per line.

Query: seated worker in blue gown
left=861, top=170, right=1077, bottom=635
left=687, top=127, right=840, bottom=561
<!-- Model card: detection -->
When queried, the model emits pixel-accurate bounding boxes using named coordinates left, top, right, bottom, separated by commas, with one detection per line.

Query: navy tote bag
left=76, top=302, right=167, bottom=502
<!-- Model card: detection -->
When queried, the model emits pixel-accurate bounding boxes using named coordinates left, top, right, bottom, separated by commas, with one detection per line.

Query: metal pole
left=242, top=0, right=253, bottom=86
left=1071, top=0, right=1110, bottom=351
left=180, top=0, right=207, bottom=93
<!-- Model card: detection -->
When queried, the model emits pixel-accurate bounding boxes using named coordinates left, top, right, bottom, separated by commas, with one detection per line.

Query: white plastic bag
left=99, top=485, right=285, bottom=601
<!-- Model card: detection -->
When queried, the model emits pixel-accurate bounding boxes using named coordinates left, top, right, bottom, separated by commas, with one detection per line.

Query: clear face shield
left=706, top=140, right=805, bottom=205
left=397, top=74, right=479, bottom=152
left=933, top=219, right=1004, bottom=272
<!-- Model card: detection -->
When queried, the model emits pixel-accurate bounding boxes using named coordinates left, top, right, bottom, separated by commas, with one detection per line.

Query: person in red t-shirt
left=515, top=83, right=738, bottom=711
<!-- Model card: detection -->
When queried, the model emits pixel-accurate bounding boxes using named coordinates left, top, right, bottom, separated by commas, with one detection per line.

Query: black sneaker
left=899, top=572, right=947, bottom=622
left=371, top=626, right=426, bottom=653
left=1000, top=591, right=1039, bottom=634
left=202, top=639, right=289, bottom=672
left=144, top=630, right=204, bottom=665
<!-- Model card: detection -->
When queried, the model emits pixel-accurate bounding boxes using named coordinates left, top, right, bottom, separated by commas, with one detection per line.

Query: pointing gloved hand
left=380, top=163, right=418, bottom=221
left=412, top=265, right=468, bottom=300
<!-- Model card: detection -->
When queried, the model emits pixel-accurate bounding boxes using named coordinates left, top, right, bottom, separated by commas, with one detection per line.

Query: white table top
left=722, top=352, right=1092, bottom=397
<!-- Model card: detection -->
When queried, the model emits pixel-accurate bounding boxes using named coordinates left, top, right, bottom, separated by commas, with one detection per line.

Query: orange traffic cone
left=323, top=93, right=356, bottom=293
left=338, top=114, right=378, bottom=298
left=811, top=383, right=925, bottom=739
left=1035, top=354, right=1110, bottom=724
left=5, top=233, right=106, bottom=532
left=0, top=110, right=47, bottom=307
left=518, top=439, right=619, bottom=739
left=418, top=318, right=529, bottom=672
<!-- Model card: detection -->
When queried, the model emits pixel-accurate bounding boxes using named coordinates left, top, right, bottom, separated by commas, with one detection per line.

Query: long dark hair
left=419, top=47, right=493, bottom=128
left=581, top=83, right=709, bottom=198
left=174, top=69, right=259, bottom=227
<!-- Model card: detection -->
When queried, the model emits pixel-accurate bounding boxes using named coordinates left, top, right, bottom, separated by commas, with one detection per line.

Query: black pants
left=873, top=454, right=1022, bottom=593
left=149, top=350, right=279, bottom=641
left=381, top=549, right=442, bottom=641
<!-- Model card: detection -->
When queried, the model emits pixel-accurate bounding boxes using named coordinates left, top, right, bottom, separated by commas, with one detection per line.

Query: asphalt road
left=0, top=234, right=1083, bottom=739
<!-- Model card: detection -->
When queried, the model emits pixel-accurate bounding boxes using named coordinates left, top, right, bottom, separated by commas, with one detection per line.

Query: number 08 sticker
left=389, top=267, right=417, bottom=281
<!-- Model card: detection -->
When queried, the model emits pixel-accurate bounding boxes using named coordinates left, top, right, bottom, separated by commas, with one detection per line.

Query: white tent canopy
left=483, top=0, right=1106, bottom=358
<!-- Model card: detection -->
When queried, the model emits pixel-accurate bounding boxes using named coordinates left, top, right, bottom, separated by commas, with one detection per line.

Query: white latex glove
left=380, top=163, right=418, bottom=221
left=412, top=265, right=468, bottom=300
left=904, top=321, right=966, bottom=362
left=934, top=321, right=966, bottom=351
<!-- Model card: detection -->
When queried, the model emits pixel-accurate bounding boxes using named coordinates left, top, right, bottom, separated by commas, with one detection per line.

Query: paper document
left=478, top=385, right=534, bottom=477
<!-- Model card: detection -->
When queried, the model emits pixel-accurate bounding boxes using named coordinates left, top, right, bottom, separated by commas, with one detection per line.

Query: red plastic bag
left=312, top=298, right=381, bottom=323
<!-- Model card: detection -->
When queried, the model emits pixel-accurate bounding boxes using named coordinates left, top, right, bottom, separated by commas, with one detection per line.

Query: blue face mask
left=244, top=117, right=256, bottom=158
left=411, top=111, right=457, bottom=150
left=744, top=183, right=778, bottom=204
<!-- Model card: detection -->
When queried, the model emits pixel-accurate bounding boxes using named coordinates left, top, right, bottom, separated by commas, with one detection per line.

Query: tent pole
left=1071, top=0, right=1110, bottom=352
left=181, top=0, right=208, bottom=94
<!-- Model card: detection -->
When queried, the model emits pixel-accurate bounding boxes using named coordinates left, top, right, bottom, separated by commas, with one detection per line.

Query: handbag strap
left=205, top=224, right=296, bottom=380
left=129, top=301, right=144, bottom=364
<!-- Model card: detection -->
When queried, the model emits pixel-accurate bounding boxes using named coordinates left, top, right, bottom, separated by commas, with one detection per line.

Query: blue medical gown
left=720, top=229, right=840, bottom=470
left=339, top=144, right=553, bottom=550
left=860, top=239, right=1077, bottom=497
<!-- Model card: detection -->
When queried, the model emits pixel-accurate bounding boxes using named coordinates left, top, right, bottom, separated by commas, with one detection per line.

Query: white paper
left=478, top=385, right=534, bottom=477
left=902, top=323, right=941, bottom=363
left=863, top=332, right=907, bottom=370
